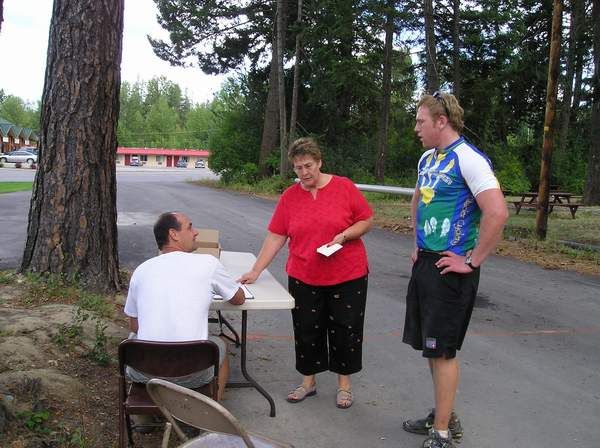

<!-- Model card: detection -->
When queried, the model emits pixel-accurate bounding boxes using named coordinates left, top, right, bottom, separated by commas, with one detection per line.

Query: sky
left=0, top=0, right=227, bottom=105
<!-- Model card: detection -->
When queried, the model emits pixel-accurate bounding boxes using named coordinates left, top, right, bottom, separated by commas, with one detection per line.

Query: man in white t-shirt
left=124, top=212, right=245, bottom=400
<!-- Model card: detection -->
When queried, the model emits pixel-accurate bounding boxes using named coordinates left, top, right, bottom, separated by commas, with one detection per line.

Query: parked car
left=176, top=159, right=188, bottom=168
left=0, top=149, right=38, bottom=164
left=129, top=159, right=142, bottom=167
left=195, top=160, right=206, bottom=168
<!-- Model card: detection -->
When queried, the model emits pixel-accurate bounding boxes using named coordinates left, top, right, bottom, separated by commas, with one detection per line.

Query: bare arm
left=237, top=231, right=288, bottom=283
left=228, top=287, right=246, bottom=305
left=328, top=216, right=374, bottom=246
left=438, top=188, right=509, bottom=274
left=128, top=317, right=138, bottom=333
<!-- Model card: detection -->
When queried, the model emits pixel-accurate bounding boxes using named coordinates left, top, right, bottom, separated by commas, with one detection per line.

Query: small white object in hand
left=316, top=243, right=343, bottom=257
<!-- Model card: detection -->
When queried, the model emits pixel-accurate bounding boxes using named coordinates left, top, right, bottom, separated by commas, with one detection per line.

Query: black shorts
left=402, top=251, right=480, bottom=359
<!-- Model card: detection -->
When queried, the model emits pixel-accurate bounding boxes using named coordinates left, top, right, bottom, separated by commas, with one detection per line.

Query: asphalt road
left=1, top=168, right=599, bottom=448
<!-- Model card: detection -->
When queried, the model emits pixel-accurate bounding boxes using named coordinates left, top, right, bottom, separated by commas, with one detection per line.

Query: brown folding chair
left=118, top=339, right=220, bottom=448
left=147, top=378, right=294, bottom=448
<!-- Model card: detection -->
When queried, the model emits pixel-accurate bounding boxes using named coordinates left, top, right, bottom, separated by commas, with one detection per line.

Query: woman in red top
left=238, top=137, right=373, bottom=409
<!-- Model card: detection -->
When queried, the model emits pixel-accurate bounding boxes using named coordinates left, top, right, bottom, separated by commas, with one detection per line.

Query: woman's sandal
left=336, top=388, right=353, bottom=409
left=286, top=384, right=317, bottom=403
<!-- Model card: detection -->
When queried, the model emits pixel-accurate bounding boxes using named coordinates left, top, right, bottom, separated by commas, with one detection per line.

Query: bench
left=549, top=203, right=580, bottom=219
left=512, top=201, right=580, bottom=219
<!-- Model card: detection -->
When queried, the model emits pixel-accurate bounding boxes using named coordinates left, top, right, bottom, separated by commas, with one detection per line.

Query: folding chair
left=147, top=378, right=294, bottom=448
left=118, top=339, right=220, bottom=448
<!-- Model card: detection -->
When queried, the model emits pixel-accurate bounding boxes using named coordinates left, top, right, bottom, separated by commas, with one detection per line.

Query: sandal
left=336, top=388, right=353, bottom=409
left=286, top=384, right=317, bottom=403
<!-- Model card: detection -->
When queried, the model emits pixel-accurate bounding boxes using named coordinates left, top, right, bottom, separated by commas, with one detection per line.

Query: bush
left=15, top=162, right=22, bottom=168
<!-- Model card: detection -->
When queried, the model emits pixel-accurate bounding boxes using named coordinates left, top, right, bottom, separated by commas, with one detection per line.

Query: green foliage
left=88, top=319, right=110, bottom=366
left=0, top=270, right=15, bottom=284
left=18, top=409, right=51, bottom=434
left=0, top=94, right=40, bottom=129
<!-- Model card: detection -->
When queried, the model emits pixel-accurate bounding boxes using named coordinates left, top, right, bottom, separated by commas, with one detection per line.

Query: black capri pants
left=288, top=275, right=368, bottom=376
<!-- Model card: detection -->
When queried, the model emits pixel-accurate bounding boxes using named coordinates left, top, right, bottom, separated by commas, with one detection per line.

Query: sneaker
left=402, top=409, right=463, bottom=441
left=422, top=429, right=455, bottom=448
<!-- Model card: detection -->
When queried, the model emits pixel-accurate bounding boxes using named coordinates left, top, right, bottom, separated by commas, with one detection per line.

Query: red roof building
left=116, top=147, right=210, bottom=168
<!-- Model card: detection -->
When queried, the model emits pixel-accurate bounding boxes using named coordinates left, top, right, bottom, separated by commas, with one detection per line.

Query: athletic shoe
left=422, top=429, right=455, bottom=448
left=402, top=409, right=463, bottom=441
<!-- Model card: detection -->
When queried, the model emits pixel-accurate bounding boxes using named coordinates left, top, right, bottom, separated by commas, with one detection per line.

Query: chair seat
left=126, top=382, right=214, bottom=413
left=178, top=431, right=293, bottom=448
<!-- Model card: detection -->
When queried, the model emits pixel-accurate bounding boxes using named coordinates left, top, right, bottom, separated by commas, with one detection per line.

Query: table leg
left=227, top=311, right=277, bottom=417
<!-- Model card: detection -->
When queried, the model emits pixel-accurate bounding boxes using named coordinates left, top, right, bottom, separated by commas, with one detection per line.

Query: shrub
left=15, top=162, right=22, bottom=168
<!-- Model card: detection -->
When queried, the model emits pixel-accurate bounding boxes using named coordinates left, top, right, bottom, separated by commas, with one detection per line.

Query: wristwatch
left=465, top=254, right=479, bottom=271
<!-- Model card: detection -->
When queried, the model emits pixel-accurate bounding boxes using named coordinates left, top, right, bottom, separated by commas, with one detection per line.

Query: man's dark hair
left=154, top=212, right=181, bottom=250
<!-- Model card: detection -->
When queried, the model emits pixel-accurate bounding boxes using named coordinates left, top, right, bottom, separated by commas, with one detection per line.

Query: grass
left=198, top=179, right=600, bottom=275
left=0, top=181, right=33, bottom=194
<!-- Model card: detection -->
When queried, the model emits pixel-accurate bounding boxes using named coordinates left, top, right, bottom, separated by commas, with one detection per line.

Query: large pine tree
left=21, top=0, right=124, bottom=292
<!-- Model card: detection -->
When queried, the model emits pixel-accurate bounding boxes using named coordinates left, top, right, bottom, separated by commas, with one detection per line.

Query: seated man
left=124, top=211, right=245, bottom=401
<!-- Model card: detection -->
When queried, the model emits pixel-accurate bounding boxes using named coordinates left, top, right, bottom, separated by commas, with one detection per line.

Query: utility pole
left=536, top=0, right=562, bottom=239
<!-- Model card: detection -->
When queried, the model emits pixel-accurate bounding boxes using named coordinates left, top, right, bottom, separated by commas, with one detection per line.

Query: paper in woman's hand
left=316, top=243, right=343, bottom=257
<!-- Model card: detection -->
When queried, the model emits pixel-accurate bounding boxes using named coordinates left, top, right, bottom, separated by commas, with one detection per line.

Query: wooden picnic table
left=512, top=191, right=579, bottom=218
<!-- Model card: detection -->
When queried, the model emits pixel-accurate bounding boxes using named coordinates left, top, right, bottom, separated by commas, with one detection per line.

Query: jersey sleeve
left=267, top=190, right=290, bottom=236
left=211, top=261, right=241, bottom=302
left=456, top=147, right=500, bottom=197
left=123, top=273, right=139, bottom=318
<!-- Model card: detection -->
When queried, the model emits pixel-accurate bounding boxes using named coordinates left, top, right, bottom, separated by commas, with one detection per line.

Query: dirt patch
left=0, top=285, right=129, bottom=447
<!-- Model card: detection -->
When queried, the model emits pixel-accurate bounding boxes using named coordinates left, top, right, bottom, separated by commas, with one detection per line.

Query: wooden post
left=536, top=0, right=562, bottom=240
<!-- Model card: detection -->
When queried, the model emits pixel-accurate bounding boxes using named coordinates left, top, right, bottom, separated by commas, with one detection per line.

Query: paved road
left=1, top=168, right=599, bottom=448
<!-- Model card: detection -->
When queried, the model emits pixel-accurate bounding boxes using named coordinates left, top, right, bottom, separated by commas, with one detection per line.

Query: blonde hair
left=418, top=92, right=464, bottom=133
left=288, top=137, right=322, bottom=163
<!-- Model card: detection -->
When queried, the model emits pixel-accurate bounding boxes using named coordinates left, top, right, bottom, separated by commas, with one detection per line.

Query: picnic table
left=512, top=191, right=580, bottom=218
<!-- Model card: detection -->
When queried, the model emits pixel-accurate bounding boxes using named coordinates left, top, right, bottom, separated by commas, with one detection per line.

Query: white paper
left=316, top=243, right=343, bottom=257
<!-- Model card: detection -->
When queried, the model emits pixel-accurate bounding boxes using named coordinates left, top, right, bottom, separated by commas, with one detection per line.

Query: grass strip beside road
left=0, top=181, right=33, bottom=194
left=193, top=179, right=600, bottom=276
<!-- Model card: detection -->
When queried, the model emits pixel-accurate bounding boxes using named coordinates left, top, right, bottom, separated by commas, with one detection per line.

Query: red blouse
left=268, top=175, right=372, bottom=286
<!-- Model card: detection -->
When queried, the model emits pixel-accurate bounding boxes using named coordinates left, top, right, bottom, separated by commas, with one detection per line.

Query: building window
left=156, top=155, right=163, bottom=165
left=140, top=155, right=148, bottom=162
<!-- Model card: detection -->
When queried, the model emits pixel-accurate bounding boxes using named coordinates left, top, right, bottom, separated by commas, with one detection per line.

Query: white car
left=195, top=160, right=206, bottom=168
left=0, top=149, right=38, bottom=164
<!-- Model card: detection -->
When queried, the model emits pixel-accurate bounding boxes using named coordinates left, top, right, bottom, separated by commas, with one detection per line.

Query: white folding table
left=211, top=251, right=294, bottom=417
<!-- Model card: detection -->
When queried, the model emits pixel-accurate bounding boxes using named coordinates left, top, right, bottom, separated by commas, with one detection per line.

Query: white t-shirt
left=124, top=251, right=240, bottom=342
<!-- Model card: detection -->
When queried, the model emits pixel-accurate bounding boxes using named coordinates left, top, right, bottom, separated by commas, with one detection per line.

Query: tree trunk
left=0, top=0, right=4, bottom=33
left=559, top=0, right=576, bottom=151
left=289, top=0, right=303, bottom=144
left=424, top=0, right=439, bottom=93
left=571, top=0, right=585, bottom=116
left=277, top=0, right=288, bottom=179
left=375, top=1, right=394, bottom=182
left=584, top=0, right=600, bottom=204
left=258, top=27, right=280, bottom=177
left=20, top=0, right=123, bottom=292
left=452, top=0, right=461, bottom=99
left=536, top=0, right=562, bottom=240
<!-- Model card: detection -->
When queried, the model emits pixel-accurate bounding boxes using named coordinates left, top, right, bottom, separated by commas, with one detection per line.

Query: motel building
left=116, top=147, right=210, bottom=168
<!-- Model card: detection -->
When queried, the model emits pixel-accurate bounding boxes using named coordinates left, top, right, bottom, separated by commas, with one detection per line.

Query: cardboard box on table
left=193, top=228, right=221, bottom=258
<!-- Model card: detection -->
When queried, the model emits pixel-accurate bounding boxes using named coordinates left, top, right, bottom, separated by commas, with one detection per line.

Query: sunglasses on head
left=432, top=91, right=449, bottom=116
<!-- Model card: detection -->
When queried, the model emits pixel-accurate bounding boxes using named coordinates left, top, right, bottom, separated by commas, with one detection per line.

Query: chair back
left=118, top=339, right=220, bottom=379
left=117, top=339, right=221, bottom=448
left=147, top=378, right=256, bottom=448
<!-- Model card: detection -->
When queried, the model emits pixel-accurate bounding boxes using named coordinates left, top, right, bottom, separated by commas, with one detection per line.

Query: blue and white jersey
left=416, top=137, right=500, bottom=254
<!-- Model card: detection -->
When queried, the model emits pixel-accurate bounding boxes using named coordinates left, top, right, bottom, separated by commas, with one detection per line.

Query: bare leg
left=301, top=374, right=316, bottom=389
left=431, top=357, right=459, bottom=431
left=217, top=338, right=230, bottom=401
left=337, top=374, right=351, bottom=390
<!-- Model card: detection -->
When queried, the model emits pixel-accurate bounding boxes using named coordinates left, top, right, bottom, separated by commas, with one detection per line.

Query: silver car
left=0, top=149, right=38, bottom=164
